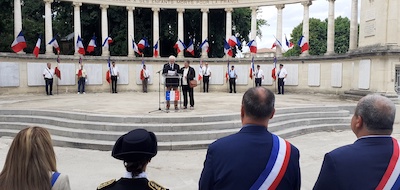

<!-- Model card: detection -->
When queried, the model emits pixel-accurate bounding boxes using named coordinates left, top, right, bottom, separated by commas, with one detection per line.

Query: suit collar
left=355, top=136, right=393, bottom=145
left=240, top=125, right=268, bottom=133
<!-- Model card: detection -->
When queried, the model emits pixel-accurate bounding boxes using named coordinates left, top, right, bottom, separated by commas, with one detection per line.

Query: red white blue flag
left=285, top=35, right=294, bottom=49
left=247, top=40, right=257, bottom=53
left=297, top=35, right=309, bottom=53
left=249, top=56, right=255, bottom=79
left=153, top=40, right=159, bottom=57
left=200, top=39, right=209, bottom=53
left=11, top=30, right=27, bottom=53
left=48, top=36, right=60, bottom=53
left=102, top=36, right=113, bottom=48
left=228, top=35, right=241, bottom=47
left=174, top=39, right=186, bottom=54
left=166, top=90, right=180, bottom=101
left=376, top=138, right=400, bottom=190
left=224, top=40, right=233, bottom=57
left=186, top=39, right=195, bottom=56
left=33, top=36, right=41, bottom=58
left=87, top=35, right=97, bottom=53
left=132, top=39, right=142, bottom=55
left=76, top=35, right=85, bottom=55
left=137, top=37, right=149, bottom=50
left=271, top=38, right=282, bottom=49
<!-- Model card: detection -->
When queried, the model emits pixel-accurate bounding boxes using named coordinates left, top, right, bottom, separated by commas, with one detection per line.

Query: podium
left=163, top=74, right=182, bottom=110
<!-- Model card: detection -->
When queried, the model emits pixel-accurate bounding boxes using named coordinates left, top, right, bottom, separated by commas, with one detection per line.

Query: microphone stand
left=149, top=69, right=167, bottom=113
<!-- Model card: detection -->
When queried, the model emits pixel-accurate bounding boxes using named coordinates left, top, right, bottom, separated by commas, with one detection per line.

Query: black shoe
left=175, top=106, right=179, bottom=110
left=278, top=93, right=281, bottom=94
left=234, top=91, right=236, bottom=93
left=229, top=91, right=232, bottom=93
left=183, top=106, right=187, bottom=109
left=50, top=93, right=53, bottom=95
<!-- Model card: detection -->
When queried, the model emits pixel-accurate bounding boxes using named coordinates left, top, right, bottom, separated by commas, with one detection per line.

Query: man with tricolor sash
left=199, top=87, right=301, bottom=190
left=314, top=94, right=399, bottom=190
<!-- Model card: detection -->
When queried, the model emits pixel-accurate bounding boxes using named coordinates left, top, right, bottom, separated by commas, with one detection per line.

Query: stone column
left=326, top=0, right=335, bottom=55
left=275, top=4, right=285, bottom=57
left=349, top=0, right=358, bottom=51
left=14, top=0, right=23, bottom=53
left=73, top=2, right=82, bottom=55
left=225, top=8, right=233, bottom=41
left=44, top=0, right=53, bottom=55
left=301, top=1, right=311, bottom=56
left=177, top=8, right=185, bottom=58
left=250, top=7, right=257, bottom=40
left=127, top=6, right=135, bottom=57
left=201, top=8, right=209, bottom=58
left=100, top=4, right=109, bottom=56
left=152, top=7, right=160, bottom=58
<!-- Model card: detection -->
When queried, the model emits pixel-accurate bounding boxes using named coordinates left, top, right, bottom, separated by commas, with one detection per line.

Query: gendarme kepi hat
left=112, top=129, right=157, bottom=162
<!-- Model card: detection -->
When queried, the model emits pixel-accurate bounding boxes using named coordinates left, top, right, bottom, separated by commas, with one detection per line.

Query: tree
left=284, top=16, right=350, bottom=57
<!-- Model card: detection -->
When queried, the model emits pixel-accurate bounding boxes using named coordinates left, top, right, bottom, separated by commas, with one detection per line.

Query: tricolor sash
left=376, top=138, right=400, bottom=190
left=249, top=134, right=291, bottom=190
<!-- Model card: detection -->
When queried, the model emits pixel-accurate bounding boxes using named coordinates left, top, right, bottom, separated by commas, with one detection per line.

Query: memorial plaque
left=27, top=62, right=47, bottom=86
left=365, top=9, right=376, bottom=21
left=208, top=65, right=224, bottom=85
left=259, top=64, right=274, bottom=85
left=284, top=64, right=299, bottom=86
left=115, top=64, right=129, bottom=85
left=331, top=63, right=343, bottom=88
left=136, top=65, right=153, bottom=85
left=57, top=63, right=76, bottom=86
left=84, top=64, right=102, bottom=85
left=233, top=65, right=248, bottom=85
left=308, top=64, right=320, bottom=87
left=364, top=20, right=376, bottom=37
left=0, top=62, right=20, bottom=87
left=358, top=59, right=371, bottom=90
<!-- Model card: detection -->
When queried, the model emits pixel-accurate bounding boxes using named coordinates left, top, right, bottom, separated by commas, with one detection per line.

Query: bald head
left=242, top=87, right=275, bottom=120
left=355, top=94, right=396, bottom=133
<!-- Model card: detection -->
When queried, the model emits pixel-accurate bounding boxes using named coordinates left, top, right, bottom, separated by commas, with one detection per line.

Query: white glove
left=117, top=77, right=120, bottom=80
left=283, top=78, right=286, bottom=82
left=235, top=79, right=237, bottom=83
left=85, top=79, right=88, bottom=82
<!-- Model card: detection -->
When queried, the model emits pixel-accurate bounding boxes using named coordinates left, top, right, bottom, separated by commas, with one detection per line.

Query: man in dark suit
left=199, top=87, right=301, bottom=190
left=162, top=55, right=180, bottom=110
left=313, top=94, right=398, bottom=190
left=179, top=60, right=196, bottom=109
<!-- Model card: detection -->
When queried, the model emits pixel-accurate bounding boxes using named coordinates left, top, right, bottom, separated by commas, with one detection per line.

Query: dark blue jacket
left=199, top=125, right=301, bottom=190
left=313, top=136, right=394, bottom=190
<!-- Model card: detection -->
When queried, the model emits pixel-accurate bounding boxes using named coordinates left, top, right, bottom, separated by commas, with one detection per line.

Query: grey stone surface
left=358, top=59, right=371, bottom=89
left=115, top=64, right=129, bottom=85
left=285, top=64, right=299, bottom=86
left=209, top=65, right=223, bottom=85
left=0, top=62, right=19, bottom=87
left=57, top=63, right=76, bottom=86
left=233, top=64, right=249, bottom=85
left=331, top=63, right=342, bottom=87
left=260, top=64, right=274, bottom=85
left=308, top=64, right=320, bottom=86
left=27, top=62, right=47, bottom=86
left=84, top=64, right=103, bottom=85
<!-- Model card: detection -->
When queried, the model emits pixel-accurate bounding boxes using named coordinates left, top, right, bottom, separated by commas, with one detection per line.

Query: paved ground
left=0, top=91, right=399, bottom=190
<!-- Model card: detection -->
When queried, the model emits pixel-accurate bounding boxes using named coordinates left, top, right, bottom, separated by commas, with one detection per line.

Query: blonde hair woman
left=0, top=126, right=70, bottom=190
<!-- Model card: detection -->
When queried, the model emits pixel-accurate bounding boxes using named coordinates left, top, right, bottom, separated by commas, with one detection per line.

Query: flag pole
left=109, top=56, right=112, bottom=94
left=57, top=52, right=59, bottom=95
left=252, top=55, right=255, bottom=88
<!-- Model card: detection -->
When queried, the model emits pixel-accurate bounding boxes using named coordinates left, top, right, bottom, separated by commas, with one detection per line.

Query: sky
left=252, top=0, right=361, bottom=50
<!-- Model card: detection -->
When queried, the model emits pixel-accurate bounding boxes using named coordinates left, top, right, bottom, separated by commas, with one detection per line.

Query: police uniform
left=97, top=129, right=168, bottom=190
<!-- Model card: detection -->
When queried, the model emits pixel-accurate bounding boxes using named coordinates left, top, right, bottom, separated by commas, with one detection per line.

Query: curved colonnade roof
left=61, top=0, right=313, bottom=9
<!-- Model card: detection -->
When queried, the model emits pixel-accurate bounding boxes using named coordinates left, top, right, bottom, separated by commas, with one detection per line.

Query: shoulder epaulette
left=148, top=180, right=168, bottom=190
left=97, top=179, right=116, bottom=190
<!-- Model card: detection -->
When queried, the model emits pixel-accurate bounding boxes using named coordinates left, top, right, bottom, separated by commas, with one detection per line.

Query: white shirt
left=43, top=67, right=55, bottom=79
left=111, top=66, right=119, bottom=76
left=229, top=69, right=237, bottom=79
left=255, top=69, right=264, bottom=79
left=143, top=69, right=150, bottom=79
left=278, top=67, right=287, bottom=78
left=202, top=66, right=211, bottom=76
left=182, top=67, right=189, bottom=85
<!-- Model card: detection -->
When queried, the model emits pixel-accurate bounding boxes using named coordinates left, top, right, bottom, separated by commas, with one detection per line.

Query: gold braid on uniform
left=97, top=179, right=116, bottom=190
left=148, top=180, right=168, bottom=190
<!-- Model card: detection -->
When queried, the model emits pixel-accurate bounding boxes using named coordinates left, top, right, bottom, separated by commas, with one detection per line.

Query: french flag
left=249, top=56, right=255, bottom=79
left=224, top=40, right=233, bottom=57
left=298, top=35, right=309, bottom=53
left=11, top=30, right=27, bottom=53
left=48, top=36, right=60, bottom=53
left=174, top=39, right=186, bottom=54
left=247, top=40, right=257, bottom=53
left=132, top=39, right=142, bottom=55
left=285, top=35, right=294, bottom=49
left=102, top=36, right=113, bottom=48
left=198, top=61, right=203, bottom=81
left=186, top=39, right=195, bottom=56
left=271, top=39, right=282, bottom=49
left=200, top=39, right=209, bottom=53
left=154, top=40, right=159, bottom=57
left=228, top=35, right=241, bottom=47
left=86, top=35, right=97, bottom=53
left=137, top=38, right=149, bottom=50
left=166, top=90, right=180, bottom=101
left=33, top=36, right=41, bottom=58
left=76, top=35, right=85, bottom=55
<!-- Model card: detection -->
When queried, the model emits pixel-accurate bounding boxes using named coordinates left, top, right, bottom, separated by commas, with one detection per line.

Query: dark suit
left=199, top=125, right=301, bottom=190
left=180, top=66, right=195, bottom=107
left=98, top=178, right=168, bottom=190
left=162, top=63, right=180, bottom=87
left=313, top=136, right=395, bottom=190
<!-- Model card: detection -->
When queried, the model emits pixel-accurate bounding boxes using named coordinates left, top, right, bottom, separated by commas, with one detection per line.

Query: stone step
left=0, top=106, right=350, bottom=124
left=0, top=110, right=350, bottom=132
left=0, top=116, right=350, bottom=142
left=0, top=123, right=352, bottom=151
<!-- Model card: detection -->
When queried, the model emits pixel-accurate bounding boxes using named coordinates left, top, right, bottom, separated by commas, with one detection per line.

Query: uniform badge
left=97, top=179, right=116, bottom=190
left=148, top=180, right=168, bottom=190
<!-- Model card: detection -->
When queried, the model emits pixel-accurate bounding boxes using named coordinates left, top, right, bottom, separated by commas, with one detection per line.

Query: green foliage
left=0, top=0, right=14, bottom=52
left=284, top=16, right=350, bottom=56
